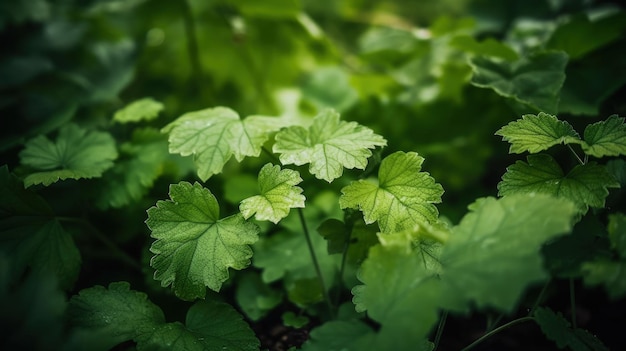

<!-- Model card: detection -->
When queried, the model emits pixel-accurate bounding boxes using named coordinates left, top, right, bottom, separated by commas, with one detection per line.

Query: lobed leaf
left=273, top=109, right=387, bottom=182
left=582, top=115, right=626, bottom=157
left=495, top=112, right=582, bottom=154
left=534, top=307, right=609, bottom=351
left=239, top=163, right=305, bottom=223
left=146, top=181, right=260, bottom=300
left=339, top=151, right=444, bottom=233
left=19, top=123, right=118, bottom=187
left=113, top=97, right=164, bottom=123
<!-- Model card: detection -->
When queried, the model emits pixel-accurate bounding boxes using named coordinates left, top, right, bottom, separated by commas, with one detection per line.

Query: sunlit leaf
left=113, top=97, right=164, bottom=123
left=582, top=115, right=626, bottom=157
left=495, top=112, right=582, bottom=153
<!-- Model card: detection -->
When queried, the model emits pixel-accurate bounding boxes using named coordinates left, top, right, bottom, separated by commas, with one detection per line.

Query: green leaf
left=450, top=35, right=519, bottom=61
left=608, top=213, right=626, bottom=259
left=582, top=260, right=626, bottom=299
left=495, top=112, right=582, bottom=153
left=162, top=107, right=285, bottom=181
left=239, top=163, right=305, bottom=224
left=301, top=66, right=358, bottom=112
left=113, top=97, right=164, bottom=123
left=339, top=151, right=444, bottom=233
left=440, top=195, right=577, bottom=311
left=273, top=109, right=387, bottom=182
left=136, top=300, right=259, bottom=351
left=19, top=123, right=118, bottom=187
left=145, top=181, right=260, bottom=300
left=534, top=307, right=608, bottom=351
left=68, top=282, right=165, bottom=345
left=235, top=271, right=282, bottom=321
left=282, top=311, right=309, bottom=328
left=582, top=115, right=626, bottom=157
left=301, top=320, right=376, bottom=351
left=498, top=154, right=619, bottom=212
left=0, top=166, right=81, bottom=289
left=469, top=51, right=568, bottom=113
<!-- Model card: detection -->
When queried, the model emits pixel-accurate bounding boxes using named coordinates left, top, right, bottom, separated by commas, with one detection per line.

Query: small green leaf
left=19, top=123, right=118, bottom=187
left=240, top=163, right=305, bottom=224
left=235, top=271, right=282, bottom=321
left=469, top=51, right=568, bottom=114
left=608, top=213, right=626, bottom=259
left=282, top=311, right=309, bottom=328
left=273, top=109, right=387, bottom=182
left=163, top=107, right=285, bottom=181
left=495, top=112, right=582, bottom=153
left=339, top=151, right=444, bottom=233
left=301, top=320, right=376, bottom=351
left=146, top=182, right=260, bottom=300
left=582, top=260, right=626, bottom=299
left=582, top=115, right=626, bottom=157
left=113, top=97, right=164, bottom=123
left=450, top=35, right=519, bottom=61
left=498, top=154, right=619, bottom=213
left=534, top=307, right=609, bottom=351
left=68, top=282, right=165, bottom=344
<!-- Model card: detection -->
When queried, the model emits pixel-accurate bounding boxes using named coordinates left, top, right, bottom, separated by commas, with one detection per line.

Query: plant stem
left=180, top=0, right=204, bottom=96
left=570, top=278, right=577, bottom=328
left=529, top=280, right=551, bottom=316
left=433, top=311, right=448, bottom=350
left=333, top=218, right=354, bottom=307
left=486, top=313, right=505, bottom=332
left=297, top=208, right=335, bottom=318
left=460, top=317, right=535, bottom=351
left=567, top=144, right=585, bottom=165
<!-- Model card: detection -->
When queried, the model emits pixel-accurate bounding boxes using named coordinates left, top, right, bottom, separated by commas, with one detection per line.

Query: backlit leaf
left=19, top=123, right=117, bottom=187
left=582, top=115, right=626, bottom=157
left=495, top=112, right=582, bottom=153
left=146, top=182, right=260, bottom=300
left=113, top=97, right=164, bottom=123
left=339, top=151, right=444, bottom=233
left=273, top=109, right=387, bottom=182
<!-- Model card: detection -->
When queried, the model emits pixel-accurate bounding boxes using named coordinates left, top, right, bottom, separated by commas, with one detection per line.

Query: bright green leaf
left=608, top=213, right=626, bottom=259
left=163, top=107, right=285, bottom=181
left=450, top=35, right=519, bottom=60
left=440, top=195, right=577, bottom=311
left=495, top=112, right=582, bottom=153
left=534, top=307, right=608, bottom=351
left=498, top=154, right=620, bottom=213
left=240, top=163, right=305, bottom=223
left=273, top=109, right=387, bottom=182
left=582, top=115, right=626, bottom=157
left=339, top=151, right=444, bottom=233
left=469, top=51, right=568, bottom=114
left=582, top=260, right=626, bottom=299
left=145, top=182, right=260, bottom=300
left=19, top=123, right=118, bottom=187
left=113, top=97, right=164, bottom=123
left=68, top=282, right=165, bottom=345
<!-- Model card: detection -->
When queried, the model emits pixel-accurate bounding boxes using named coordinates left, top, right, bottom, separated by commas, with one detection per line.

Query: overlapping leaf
left=496, top=112, right=582, bottom=153
left=581, top=115, right=626, bottom=157
left=339, top=151, right=444, bottom=233
left=273, top=109, right=387, bottom=182
left=534, top=307, right=609, bottom=351
left=498, top=154, right=619, bottom=212
left=239, top=163, right=305, bottom=223
left=145, top=181, right=260, bottom=300
left=19, top=123, right=117, bottom=187
left=113, top=97, right=164, bottom=123
left=162, top=107, right=285, bottom=181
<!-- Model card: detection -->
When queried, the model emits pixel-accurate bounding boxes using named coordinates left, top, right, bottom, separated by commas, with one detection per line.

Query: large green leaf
left=339, top=151, right=444, bottom=233
left=113, top=97, right=164, bottom=124
left=19, top=123, right=118, bottom=187
left=273, top=109, right=387, bottom=182
left=498, top=154, right=620, bottom=213
left=495, top=112, right=582, bottom=153
left=440, top=195, right=577, bottom=311
left=469, top=51, right=568, bottom=113
left=581, top=115, right=626, bottom=157
left=162, top=107, right=285, bottom=181
left=146, top=182, right=260, bottom=300
left=240, top=163, right=305, bottom=224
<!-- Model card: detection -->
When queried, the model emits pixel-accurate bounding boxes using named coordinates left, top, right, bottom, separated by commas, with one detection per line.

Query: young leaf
left=339, top=151, right=444, bottom=233
left=68, top=282, right=165, bottom=345
left=581, top=115, right=626, bottom=157
left=469, top=51, right=568, bottom=114
left=113, top=97, right=164, bottom=123
left=162, top=107, right=284, bottom=181
left=273, top=109, right=387, bottom=182
left=440, top=195, right=577, bottom=311
left=145, top=181, right=260, bottom=300
left=19, top=123, right=118, bottom=187
left=498, top=154, right=620, bottom=212
left=495, top=112, right=582, bottom=153
left=239, top=163, right=305, bottom=223
left=534, top=307, right=609, bottom=351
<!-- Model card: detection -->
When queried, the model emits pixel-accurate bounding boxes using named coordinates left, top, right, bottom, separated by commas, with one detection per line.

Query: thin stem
left=297, top=208, right=335, bottom=318
left=570, top=278, right=577, bottom=328
left=567, top=144, right=585, bottom=165
left=529, top=280, right=551, bottom=316
left=433, top=311, right=448, bottom=351
left=486, top=313, right=505, bottom=332
left=333, top=220, right=353, bottom=307
left=460, top=317, right=535, bottom=351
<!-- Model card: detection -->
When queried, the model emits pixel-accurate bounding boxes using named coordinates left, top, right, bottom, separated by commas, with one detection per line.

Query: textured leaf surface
left=440, top=195, right=577, bottom=311
left=498, top=154, right=620, bottom=212
left=496, top=112, right=582, bottom=153
left=240, top=163, right=305, bottom=223
left=339, top=151, right=444, bottom=233
left=146, top=182, right=260, bottom=300
left=273, top=109, right=387, bottom=182
left=534, top=307, right=608, bottom=351
left=469, top=51, right=568, bottom=113
left=163, top=107, right=284, bottom=181
left=19, top=123, right=117, bottom=187
left=113, top=97, right=164, bottom=123
left=582, top=115, right=626, bottom=157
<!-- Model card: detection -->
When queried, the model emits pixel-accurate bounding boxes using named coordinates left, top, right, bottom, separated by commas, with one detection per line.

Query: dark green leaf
left=534, top=307, right=608, bottom=351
